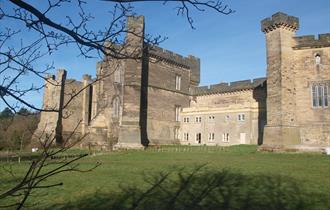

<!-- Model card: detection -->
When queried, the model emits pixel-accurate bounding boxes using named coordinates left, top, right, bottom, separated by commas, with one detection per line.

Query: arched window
left=114, top=68, right=121, bottom=83
left=112, top=97, right=120, bottom=117
left=315, top=54, right=321, bottom=65
left=311, top=84, right=328, bottom=108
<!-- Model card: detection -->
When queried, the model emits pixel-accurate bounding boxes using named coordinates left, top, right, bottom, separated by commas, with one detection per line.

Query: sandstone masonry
left=34, top=12, right=330, bottom=151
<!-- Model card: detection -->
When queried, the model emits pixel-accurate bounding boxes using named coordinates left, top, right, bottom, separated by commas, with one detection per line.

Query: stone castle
left=34, top=12, right=330, bottom=151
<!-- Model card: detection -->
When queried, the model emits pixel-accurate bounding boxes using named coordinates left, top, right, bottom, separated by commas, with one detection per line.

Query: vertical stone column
left=33, top=74, right=57, bottom=143
left=116, top=16, right=145, bottom=149
left=82, top=74, right=92, bottom=135
left=55, top=69, right=67, bottom=145
left=261, top=12, right=301, bottom=147
left=187, top=55, right=201, bottom=87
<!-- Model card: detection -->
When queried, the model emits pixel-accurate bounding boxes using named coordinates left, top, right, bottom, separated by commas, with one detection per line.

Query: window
left=183, top=117, right=190, bottom=123
left=222, top=133, right=229, bottom=142
left=175, top=106, right=181, bottom=122
left=315, top=54, right=321, bottom=65
left=208, top=133, right=215, bottom=142
left=175, top=75, right=181, bottom=90
left=312, top=84, right=328, bottom=108
left=114, top=69, right=121, bottom=83
left=112, top=97, right=120, bottom=117
left=174, top=128, right=180, bottom=139
left=225, top=115, right=230, bottom=121
left=195, top=116, right=202, bottom=123
left=183, top=133, right=189, bottom=141
left=196, top=133, right=201, bottom=144
left=208, top=115, right=215, bottom=122
left=238, top=114, right=245, bottom=121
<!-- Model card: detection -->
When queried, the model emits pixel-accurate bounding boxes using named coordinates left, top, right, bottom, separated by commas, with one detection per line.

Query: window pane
left=324, top=86, right=328, bottom=107
left=312, top=85, right=317, bottom=107
left=175, top=75, right=181, bottom=90
left=318, top=86, right=323, bottom=107
left=315, top=55, right=321, bottom=65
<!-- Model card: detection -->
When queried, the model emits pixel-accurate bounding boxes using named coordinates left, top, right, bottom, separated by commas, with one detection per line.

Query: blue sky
left=0, top=0, right=329, bottom=110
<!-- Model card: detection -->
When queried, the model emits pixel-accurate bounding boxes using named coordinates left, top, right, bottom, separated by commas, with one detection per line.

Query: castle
left=34, top=12, right=330, bottom=151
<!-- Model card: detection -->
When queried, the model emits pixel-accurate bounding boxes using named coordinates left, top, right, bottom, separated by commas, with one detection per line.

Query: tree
left=0, top=0, right=234, bottom=209
left=17, top=108, right=30, bottom=115
left=0, top=107, right=14, bottom=119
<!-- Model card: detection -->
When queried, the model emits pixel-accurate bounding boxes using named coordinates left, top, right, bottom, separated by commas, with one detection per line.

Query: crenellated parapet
left=148, top=45, right=200, bottom=85
left=261, top=12, right=299, bottom=33
left=191, top=78, right=266, bottom=96
left=293, top=33, right=330, bottom=49
left=148, top=46, right=200, bottom=70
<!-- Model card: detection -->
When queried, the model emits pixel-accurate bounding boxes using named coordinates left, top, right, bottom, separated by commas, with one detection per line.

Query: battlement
left=83, top=74, right=92, bottom=81
left=293, top=33, right=330, bottom=49
left=191, top=77, right=266, bottom=96
left=261, top=12, right=299, bottom=33
left=45, top=69, right=67, bottom=83
left=148, top=45, right=200, bottom=70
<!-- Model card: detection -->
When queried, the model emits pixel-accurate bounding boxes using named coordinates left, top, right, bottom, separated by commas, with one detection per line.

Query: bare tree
left=0, top=0, right=233, bottom=209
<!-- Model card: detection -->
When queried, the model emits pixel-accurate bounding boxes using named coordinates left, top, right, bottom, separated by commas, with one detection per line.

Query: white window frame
left=195, top=116, right=202, bottom=123
left=114, top=68, right=121, bottom=83
left=196, top=133, right=201, bottom=143
left=175, top=75, right=181, bottom=90
left=175, top=106, right=181, bottom=122
left=315, top=54, right=321, bottom=65
left=112, top=97, right=120, bottom=118
left=183, top=133, right=189, bottom=141
left=222, top=133, right=229, bottom=143
left=312, top=84, right=328, bottom=108
left=238, top=113, right=245, bottom=122
left=174, top=127, right=180, bottom=140
left=208, top=133, right=215, bottom=142
left=208, top=115, right=215, bottom=123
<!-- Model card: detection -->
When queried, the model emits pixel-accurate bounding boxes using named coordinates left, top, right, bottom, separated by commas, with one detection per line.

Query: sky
left=0, top=0, right=329, bottom=110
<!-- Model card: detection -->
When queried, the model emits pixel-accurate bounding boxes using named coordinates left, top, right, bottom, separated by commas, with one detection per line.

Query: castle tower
left=116, top=16, right=145, bottom=149
left=34, top=69, right=67, bottom=144
left=261, top=12, right=301, bottom=146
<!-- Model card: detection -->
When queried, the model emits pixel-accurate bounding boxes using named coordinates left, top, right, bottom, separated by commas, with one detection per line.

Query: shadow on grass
left=49, top=167, right=328, bottom=210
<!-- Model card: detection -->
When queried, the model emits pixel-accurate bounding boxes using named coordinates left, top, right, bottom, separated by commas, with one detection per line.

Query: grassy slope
left=0, top=145, right=329, bottom=209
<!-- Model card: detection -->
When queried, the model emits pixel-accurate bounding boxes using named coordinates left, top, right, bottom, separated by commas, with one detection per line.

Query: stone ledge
left=258, top=144, right=328, bottom=153
left=113, top=143, right=145, bottom=150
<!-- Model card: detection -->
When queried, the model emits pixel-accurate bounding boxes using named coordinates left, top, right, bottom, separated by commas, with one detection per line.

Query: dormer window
left=315, top=54, right=321, bottom=65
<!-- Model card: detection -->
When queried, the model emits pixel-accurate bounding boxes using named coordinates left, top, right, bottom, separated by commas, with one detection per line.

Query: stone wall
left=34, top=70, right=66, bottom=143
left=61, top=79, right=84, bottom=140
left=34, top=12, right=329, bottom=150
left=262, top=12, right=301, bottom=146
left=261, top=12, right=330, bottom=149
left=293, top=43, right=330, bottom=145
left=181, top=84, right=266, bottom=146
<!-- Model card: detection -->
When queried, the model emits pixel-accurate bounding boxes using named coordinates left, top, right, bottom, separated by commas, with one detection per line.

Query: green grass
left=0, top=145, right=329, bottom=209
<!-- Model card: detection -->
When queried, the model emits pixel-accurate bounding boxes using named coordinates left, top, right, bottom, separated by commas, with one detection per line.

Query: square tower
left=261, top=12, right=301, bottom=146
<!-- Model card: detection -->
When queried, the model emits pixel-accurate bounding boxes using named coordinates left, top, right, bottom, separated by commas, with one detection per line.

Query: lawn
left=0, top=145, right=329, bottom=210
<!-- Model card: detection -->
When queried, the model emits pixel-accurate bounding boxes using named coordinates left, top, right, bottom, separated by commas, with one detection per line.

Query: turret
left=261, top=12, right=301, bottom=146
